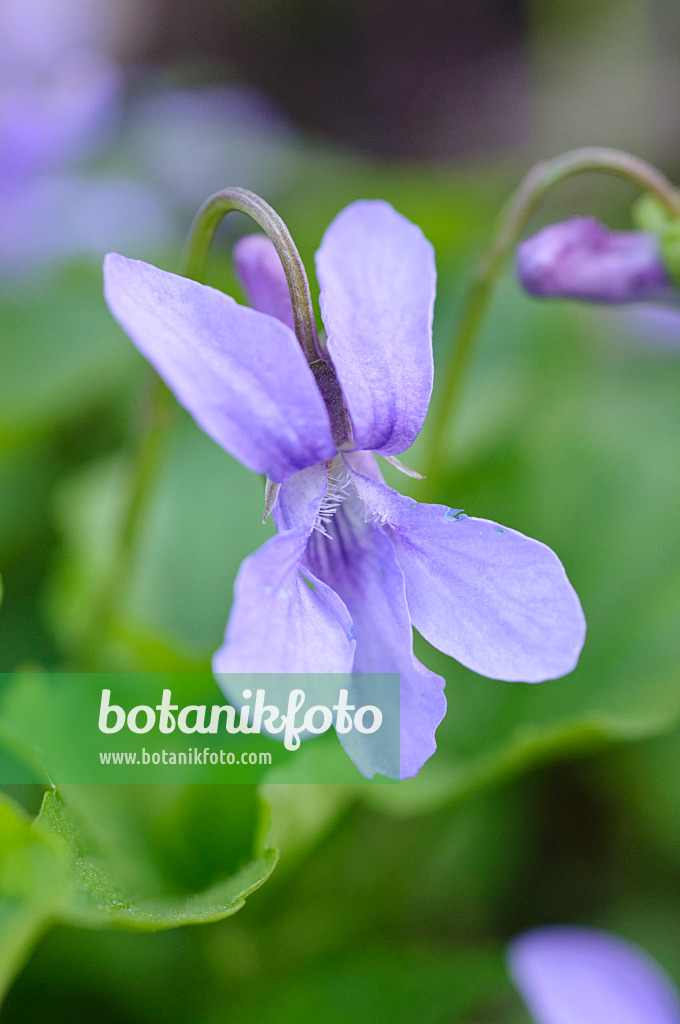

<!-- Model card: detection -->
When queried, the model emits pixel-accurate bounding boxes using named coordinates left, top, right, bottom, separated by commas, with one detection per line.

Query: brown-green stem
left=186, top=187, right=353, bottom=448
left=186, top=187, right=323, bottom=363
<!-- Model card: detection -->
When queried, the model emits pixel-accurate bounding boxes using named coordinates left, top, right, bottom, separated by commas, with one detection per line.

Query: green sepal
left=632, top=192, right=680, bottom=289
left=659, top=221, right=680, bottom=290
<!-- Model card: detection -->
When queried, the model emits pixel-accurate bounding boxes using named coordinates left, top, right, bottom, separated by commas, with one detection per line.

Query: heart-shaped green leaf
left=0, top=792, right=68, bottom=1003
left=38, top=785, right=276, bottom=931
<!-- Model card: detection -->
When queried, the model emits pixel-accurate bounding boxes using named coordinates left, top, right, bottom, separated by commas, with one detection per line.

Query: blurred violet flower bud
left=0, top=55, right=121, bottom=192
left=508, top=925, right=680, bottom=1024
left=516, top=217, right=679, bottom=306
left=103, top=200, right=586, bottom=779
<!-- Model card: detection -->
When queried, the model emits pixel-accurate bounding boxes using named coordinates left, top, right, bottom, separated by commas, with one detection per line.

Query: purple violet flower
left=516, top=217, right=679, bottom=305
left=103, top=200, right=586, bottom=779
left=0, top=0, right=122, bottom=194
left=0, top=0, right=143, bottom=276
left=508, top=925, right=680, bottom=1024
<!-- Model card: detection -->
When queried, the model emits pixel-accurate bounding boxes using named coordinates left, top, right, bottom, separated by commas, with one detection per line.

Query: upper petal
left=233, top=234, right=296, bottom=331
left=348, top=471, right=586, bottom=683
left=103, top=254, right=336, bottom=483
left=508, top=926, right=680, bottom=1024
left=516, top=218, right=678, bottom=306
left=315, top=200, right=436, bottom=455
left=213, top=463, right=355, bottom=674
left=304, top=478, right=446, bottom=780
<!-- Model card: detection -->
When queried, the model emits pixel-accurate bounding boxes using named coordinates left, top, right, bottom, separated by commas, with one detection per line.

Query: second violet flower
left=103, top=198, right=586, bottom=779
left=508, top=925, right=680, bottom=1024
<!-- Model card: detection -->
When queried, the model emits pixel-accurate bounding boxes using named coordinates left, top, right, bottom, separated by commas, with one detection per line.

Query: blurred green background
left=2, top=0, right=680, bottom=1019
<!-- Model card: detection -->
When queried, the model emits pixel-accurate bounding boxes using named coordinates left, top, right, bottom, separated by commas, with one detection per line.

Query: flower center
left=314, top=457, right=354, bottom=537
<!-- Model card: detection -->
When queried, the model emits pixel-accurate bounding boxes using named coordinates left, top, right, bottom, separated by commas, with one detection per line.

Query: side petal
left=103, top=254, right=336, bottom=483
left=305, top=494, right=446, bottom=780
left=315, top=200, right=436, bottom=455
left=212, top=530, right=355, bottom=674
left=214, top=464, right=355, bottom=674
left=507, top=926, right=680, bottom=1024
left=273, top=461, right=333, bottom=532
left=233, top=234, right=296, bottom=331
left=348, top=472, right=586, bottom=683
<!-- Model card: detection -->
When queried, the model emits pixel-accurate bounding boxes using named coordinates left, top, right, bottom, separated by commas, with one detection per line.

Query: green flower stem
left=187, top=187, right=353, bottom=448
left=76, top=376, right=174, bottom=669
left=113, top=377, right=175, bottom=587
left=186, top=187, right=323, bottom=362
left=425, top=147, right=680, bottom=478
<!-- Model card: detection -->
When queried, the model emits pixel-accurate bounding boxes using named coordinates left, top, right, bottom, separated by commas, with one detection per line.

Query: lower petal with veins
left=305, top=499, right=446, bottom=779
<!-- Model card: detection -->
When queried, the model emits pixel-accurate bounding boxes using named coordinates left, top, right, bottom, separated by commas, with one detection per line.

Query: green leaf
left=0, top=792, right=68, bottom=1003
left=38, top=785, right=277, bottom=931
left=603, top=723, right=680, bottom=874
left=261, top=782, right=357, bottom=870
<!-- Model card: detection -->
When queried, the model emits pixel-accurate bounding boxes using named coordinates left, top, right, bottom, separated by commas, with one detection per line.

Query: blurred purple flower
left=516, top=217, right=678, bottom=306
left=0, top=0, right=169, bottom=276
left=508, top=926, right=680, bottom=1024
left=103, top=200, right=586, bottom=778
left=0, top=56, right=120, bottom=193
left=0, top=0, right=122, bottom=193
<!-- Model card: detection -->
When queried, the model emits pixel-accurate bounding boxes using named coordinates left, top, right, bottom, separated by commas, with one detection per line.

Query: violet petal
left=233, top=234, right=296, bottom=331
left=315, top=200, right=436, bottom=455
left=103, top=254, right=336, bottom=483
left=508, top=926, right=680, bottom=1024
left=348, top=471, right=586, bottom=682
left=304, top=489, right=445, bottom=780
left=213, top=464, right=355, bottom=674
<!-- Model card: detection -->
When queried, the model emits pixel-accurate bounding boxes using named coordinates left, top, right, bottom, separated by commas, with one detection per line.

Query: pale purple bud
left=516, top=217, right=678, bottom=305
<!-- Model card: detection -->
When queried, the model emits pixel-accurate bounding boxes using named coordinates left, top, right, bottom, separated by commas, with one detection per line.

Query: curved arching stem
left=185, top=187, right=323, bottom=364
left=185, top=187, right=353, bottom=449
